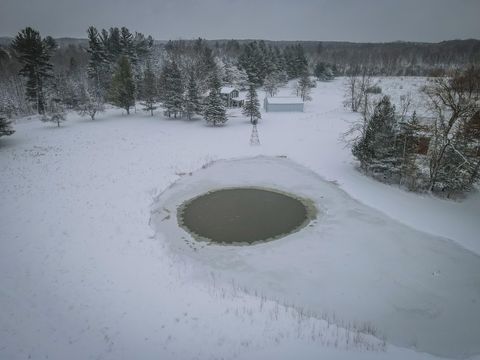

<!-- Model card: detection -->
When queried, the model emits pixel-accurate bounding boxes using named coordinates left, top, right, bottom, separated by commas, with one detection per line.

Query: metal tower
left=249, top=124, right=260, bottom=146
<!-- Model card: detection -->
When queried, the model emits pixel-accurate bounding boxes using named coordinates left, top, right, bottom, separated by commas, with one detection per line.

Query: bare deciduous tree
left=424, top=66, right=480, bottom=193
left=344, top=67, right=374, bottom=113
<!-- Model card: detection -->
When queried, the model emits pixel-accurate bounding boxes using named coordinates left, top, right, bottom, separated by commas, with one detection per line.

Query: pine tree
left=86, top=26, right=108, bottom=97
left=160, top=61, right=184, bottom=118
left=140, top=62, right=157, bottom=116
left=87, top=26, right=153, bottom=100
left=242, top=84, right=261, bottom=125
left=204, top=72, right=227, bottom=126
left=273, top=46, right=286, bottom=75
left=120, top=27, right=135, bottom=62
left=314, top=62, right=335, bottom=81
left=0, top=115, right=15, bottom=138
left=11, top=27, right=55, bottom=114
left=352, top=96, right=397, bottom=172
left=298, top=72, right=315, bottom=101
left=294, top=44, right=308, bottom=77
left=398, top=111, right=421, bottom=188
left=108, top=56, right=135, bottom=114
left=283, top=44, right=308, bottom=79
left=239, top=42, right=264, bottom=86
left=184, top=71, right=202, bottom=120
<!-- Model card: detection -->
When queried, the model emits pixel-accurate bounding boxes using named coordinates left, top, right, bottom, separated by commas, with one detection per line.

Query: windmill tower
left=249, top=124, right=260, bottom=146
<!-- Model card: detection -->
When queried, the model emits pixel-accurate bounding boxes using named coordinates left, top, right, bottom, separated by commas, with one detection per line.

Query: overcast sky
left=1, top=0, right=479, bottom=42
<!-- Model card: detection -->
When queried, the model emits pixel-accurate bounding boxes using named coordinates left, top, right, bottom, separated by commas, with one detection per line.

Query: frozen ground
left=1, top=78, right=479, bottom=360
left=152, top=156, right=480, bottom=359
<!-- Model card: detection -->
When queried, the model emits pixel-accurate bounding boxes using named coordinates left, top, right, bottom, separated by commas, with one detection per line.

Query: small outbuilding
left=264, top=97, right=304, bottom=112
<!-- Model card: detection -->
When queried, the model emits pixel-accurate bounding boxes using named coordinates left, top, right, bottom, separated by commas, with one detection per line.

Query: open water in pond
left=178, top=187, right=313, bottom=244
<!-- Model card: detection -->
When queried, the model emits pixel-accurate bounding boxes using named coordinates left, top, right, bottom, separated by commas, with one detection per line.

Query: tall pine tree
left=109, top=56, right=135, bottom=114
left=11, top=27, right=55, bottom=114
left=160, top=61, right=184, bottom=118
left=242, top=84, right=261, bottom=125
left=86, top=26, right=108, bottom=97
left=297, top=72, right=315, bottom=101
left=352, top=96, right=397, bottom=172
left=398, top=111, right=421, bottom=189
left=204, top=72, right=227, bottom=126
left=184, top=71, right=202, bottom=120
left=140, top=62, right=158, bottom=116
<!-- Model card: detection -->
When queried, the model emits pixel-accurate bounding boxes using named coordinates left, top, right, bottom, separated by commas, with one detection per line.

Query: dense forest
left=1, top=36, right=479, bottom=78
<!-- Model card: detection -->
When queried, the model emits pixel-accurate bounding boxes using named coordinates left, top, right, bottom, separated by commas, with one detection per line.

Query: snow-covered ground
left=1, top=78, right=479, bottom=360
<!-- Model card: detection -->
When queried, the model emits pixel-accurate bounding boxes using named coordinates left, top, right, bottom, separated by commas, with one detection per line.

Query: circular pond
left=178, top=187, right=315, bottom=244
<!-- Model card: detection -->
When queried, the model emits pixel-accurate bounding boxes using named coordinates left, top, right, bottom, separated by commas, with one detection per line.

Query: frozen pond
left=151, top=156, right=480, bottom=359
left=178, top=188, right=314, bottom=244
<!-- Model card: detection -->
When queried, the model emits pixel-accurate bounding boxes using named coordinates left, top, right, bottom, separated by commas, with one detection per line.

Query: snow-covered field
left=1, top=78, right=479, bottom=360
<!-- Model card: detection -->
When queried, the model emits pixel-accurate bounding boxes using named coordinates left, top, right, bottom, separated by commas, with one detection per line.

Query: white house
left=264, top=97, right=304, bottom=112
left=220, top=87, right=243, bottom=107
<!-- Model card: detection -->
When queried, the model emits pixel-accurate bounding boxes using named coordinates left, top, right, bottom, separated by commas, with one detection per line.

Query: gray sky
left=1, top=0, right=479, bottom=42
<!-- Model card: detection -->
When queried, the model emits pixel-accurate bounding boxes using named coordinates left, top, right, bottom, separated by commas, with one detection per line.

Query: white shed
left=264, top=97, right=304, bottom=112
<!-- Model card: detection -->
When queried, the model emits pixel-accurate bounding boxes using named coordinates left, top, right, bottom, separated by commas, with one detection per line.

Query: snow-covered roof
left=266, top=97, right=304, bottom=104
left=220, top=86, right=237, bottom=94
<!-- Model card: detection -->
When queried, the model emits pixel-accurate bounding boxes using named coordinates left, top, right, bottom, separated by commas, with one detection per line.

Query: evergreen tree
left=204, top=72, right=227, bottom=126
left=11, top=27, right=55, bottom=114
left=314, top=62, right=335, bottom=81
left=352, top=96, right=397, bottom=172
left=87, top=26, right=153, bottom=99
left=86, top=26, right=108, bottom=96
left=160, top=61, right=183, bottom=118
left=0, top=115, right=15, bottom=138
left=273, top=46, right=286, bottom=74
left=140, top=62, right=157, bottom=116
left=398, top=111, right=421, bottom=188
left=284, top=44, right=308, bottom=79
left=242, top=84, right=261, bottom=125
left=108, top=56, right=135, bottom=114
left=297, top=72, right=315, bottom=101
left=120, top=27, right=135, bottom=62
left=239, top=42, right=264, bottom=86
left=294, top=44, right=308, bottom=77
left=184, top=71, right=202, bottom=120
left=105, top=27, right=122, bottom=64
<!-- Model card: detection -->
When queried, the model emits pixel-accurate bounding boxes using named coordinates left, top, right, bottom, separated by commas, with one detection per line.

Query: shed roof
left=266, top=97, right=304, bottom=104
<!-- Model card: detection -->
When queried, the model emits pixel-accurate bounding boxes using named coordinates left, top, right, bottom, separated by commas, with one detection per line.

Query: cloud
left=0, top=0, right=479, bottom=42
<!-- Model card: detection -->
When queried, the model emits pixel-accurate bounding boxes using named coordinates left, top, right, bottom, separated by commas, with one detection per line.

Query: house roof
left=220, top=86, right=237, bottom=94
left=266, top=97, right=304, bottom=105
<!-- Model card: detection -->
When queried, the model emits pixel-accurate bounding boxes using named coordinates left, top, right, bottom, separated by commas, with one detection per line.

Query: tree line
left=3, top=28, right=295, bottom=135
